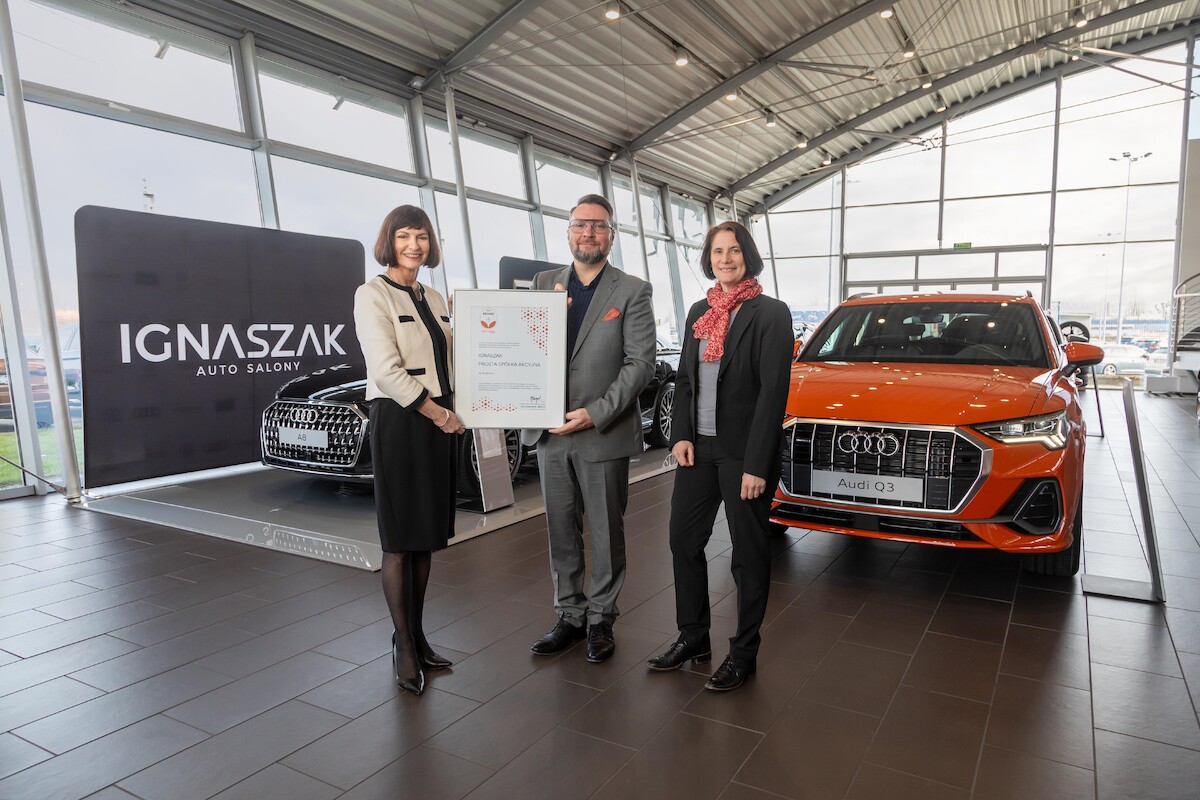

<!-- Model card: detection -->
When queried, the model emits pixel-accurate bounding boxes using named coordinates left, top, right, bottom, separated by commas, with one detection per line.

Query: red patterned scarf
left=692, top=278, right=763, bottom=362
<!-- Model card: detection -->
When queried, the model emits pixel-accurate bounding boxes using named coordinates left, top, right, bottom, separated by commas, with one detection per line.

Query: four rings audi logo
left=837, top=430, right=901, bottom=457
left=288, top=407, right=320, bottom=424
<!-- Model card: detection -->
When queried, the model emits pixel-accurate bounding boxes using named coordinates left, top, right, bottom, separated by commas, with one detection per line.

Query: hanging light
left=765, top=112, right=778, bottom=127
left=725, top=88, right=739, bottom=101
left=880, top=7, right=894, bottom=19
left=935, top=102, right=947, bottom=113
left=821, top=151, right=833, bottom=166
left=1071, top=7, right=1088, bottom=28
left=901, top=38, right=916, bottom=59
left=920, top=73, right=933, bottom=89
left=795, top=133, right=808, bottom=149
left=605, top=2, right=620, bottom=20
left=674, top=46, right=689, bottom=66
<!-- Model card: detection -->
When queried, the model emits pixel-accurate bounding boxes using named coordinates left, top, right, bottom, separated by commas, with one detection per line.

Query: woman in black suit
left=647, top=221, right=793, bottom=692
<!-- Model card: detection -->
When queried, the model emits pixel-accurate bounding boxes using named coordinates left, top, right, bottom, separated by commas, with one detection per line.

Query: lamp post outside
left=1108, top=150, right=1152, bottom=344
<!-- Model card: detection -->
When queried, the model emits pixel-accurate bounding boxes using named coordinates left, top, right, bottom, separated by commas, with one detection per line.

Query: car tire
left=456, top=430, right=526, bottom=498
left=1101, top=363, right=1118, bottom=376
left=645, top=381, right=674, bottom=449
left=1024, top=493, right=1083, bottom=577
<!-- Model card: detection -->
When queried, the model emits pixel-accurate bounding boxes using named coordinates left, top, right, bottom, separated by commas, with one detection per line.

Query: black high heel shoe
left=420, top=650, right=453, bottom=671
left=392, top=633, right=426, bottom=696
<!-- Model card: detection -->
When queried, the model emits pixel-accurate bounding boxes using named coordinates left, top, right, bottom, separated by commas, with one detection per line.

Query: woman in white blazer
left=354, top=205, right=465, bottom=695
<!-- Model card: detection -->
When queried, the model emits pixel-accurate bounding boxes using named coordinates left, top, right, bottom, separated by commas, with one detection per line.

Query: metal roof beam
left=730, top=0, right=1184, bottom=194
left=420, top=0, right=548, bottom=91
left=753, top=18, right=1200, bottom=213
left=624, top=0, right=895, bottom=154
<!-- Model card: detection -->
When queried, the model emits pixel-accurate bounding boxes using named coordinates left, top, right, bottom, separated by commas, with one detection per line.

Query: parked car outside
left=1096, top=343, right=1150, bottom=375
left=261, top=343, right=679, bottom=493
left=771, top=293, right=1105, bottom=576
left=0, top=350, right=54, bottom=429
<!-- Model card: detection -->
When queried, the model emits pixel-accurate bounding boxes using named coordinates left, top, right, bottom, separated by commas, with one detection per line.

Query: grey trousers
left=536, top=434, right=629, bottom=626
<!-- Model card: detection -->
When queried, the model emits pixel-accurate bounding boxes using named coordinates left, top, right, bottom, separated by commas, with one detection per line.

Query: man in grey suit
left=525, top=193, right=655, bottom=662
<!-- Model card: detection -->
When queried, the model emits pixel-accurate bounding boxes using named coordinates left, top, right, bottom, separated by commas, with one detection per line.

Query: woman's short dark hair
left=373, top=205, right=442, bottom=269
left=699, top=221, right=764, bottom=280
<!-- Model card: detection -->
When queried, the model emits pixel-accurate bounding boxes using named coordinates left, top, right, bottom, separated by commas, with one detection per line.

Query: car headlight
left=973, top=411, right=1067, bottom=450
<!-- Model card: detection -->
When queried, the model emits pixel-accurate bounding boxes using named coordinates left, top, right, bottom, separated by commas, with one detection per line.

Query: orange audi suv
left=771, top=293, right=1104, bottom=576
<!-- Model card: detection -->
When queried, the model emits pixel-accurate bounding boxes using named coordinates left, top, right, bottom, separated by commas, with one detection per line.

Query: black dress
left=368, top=283, right=457, bottom=552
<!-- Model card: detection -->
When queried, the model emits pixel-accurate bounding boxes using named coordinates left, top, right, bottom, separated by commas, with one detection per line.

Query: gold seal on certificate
left=453, top=289, right=568, bottom=429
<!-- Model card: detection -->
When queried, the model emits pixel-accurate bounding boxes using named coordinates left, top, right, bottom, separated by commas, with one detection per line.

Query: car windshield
left=800, top=300, right=1050, bottom=368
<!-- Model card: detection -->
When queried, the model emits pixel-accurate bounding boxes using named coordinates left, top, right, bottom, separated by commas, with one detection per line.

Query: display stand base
left=1081, top=574, right=1161, bottom=604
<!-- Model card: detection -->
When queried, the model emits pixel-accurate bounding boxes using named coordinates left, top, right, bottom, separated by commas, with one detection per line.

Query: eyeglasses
left=567, top=219, right=615, bottom=233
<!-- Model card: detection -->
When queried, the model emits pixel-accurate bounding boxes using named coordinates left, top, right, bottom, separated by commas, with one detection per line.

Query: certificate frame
left=453, top=289, right=567, bottom=429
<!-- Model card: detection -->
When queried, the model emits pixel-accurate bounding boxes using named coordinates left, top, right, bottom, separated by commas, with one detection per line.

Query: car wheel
left=1101, top=363, right=1118, bottom=376
left=644, top=381, right=674, bottom=449
left=1024, top=493, right=1083, bottom=577
left=456, top=430, right=526, bottom=498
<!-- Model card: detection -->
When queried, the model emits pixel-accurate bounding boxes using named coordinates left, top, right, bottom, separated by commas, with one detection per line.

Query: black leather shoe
left=704, top=655, right=756, bottom=692
left=420, top=651, right=453, bottom=671
left=530, top=617, right=586, bottom=655
left=393, top=634, right=426, bottom=695
left=585, top=621, right=615, bottom=663
left=647, top=635, right=712, bottom=671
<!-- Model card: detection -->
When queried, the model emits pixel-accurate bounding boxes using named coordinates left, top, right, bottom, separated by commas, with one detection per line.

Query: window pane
left=918, top=252, right=995, bottom=280
left=1057, top=44, right=1186, bottom=190
left=535, top=152, right=599, bottom=211
left=12, top=0, right=240, bottom=129
left=427, top=122, right=525, bottom=199
left=944, top=85, right=1055, bottom=197
left=273, top=157, right=419, bottom=277
left=846, top=256, right=914, bottom=282
left=999, top=250, right=1046, bottom=277
left=613, top=175, right=665, bottom=234
left=767, top=209, right=839, bottom=257
left=433, top=195, right=533, bottom=291
left=844, top=202, right=938, bottom=251
left=773, top=173, right=842, bottom=212
left=618, top=233, right=679, bottom=344
left=1050, top=241, right=1175, bottom=343
left=1054, top=184, right=1179, bottom=245
left=776, top=256, right=837, bottom=323
left=672, top=237, right=708, bottom=306
left=543, top=215, right=572, bottom=265
left=942, top=194, right=1051, bottom=246
left=671, top=195, right=707, bottom=244
left=845, top=142, right=941, bottom=205
left=259, top=60, right=413, bottom=173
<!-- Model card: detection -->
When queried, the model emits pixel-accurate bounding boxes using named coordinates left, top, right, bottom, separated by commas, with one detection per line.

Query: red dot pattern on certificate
left=522, top=307, right=549, bottom=354
left=473, top=396, right=517, bottom=412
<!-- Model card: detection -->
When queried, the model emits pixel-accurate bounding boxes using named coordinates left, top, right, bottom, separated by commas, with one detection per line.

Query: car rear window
left=800, top=301, right=1050, bottom=368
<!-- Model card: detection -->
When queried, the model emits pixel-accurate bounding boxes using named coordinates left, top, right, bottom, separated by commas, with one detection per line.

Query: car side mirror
left=1064, top=341, right=1104, bottom=376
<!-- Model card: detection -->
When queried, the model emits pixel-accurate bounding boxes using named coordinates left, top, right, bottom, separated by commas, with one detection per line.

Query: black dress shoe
left=530, top=617, right=586, bottom=655
left=420, top=651, right=453, bottom=671
left=704, top=655, right=756, bottom=692
left=647, top=635, right=712, bottom=671
left=392, top=634, right=426, bottom=695
left=585, top=621, right=615, bottom=663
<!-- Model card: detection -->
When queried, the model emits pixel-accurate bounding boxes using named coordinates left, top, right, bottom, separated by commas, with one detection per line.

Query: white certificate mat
left=453, top=289, right=567, bottom=429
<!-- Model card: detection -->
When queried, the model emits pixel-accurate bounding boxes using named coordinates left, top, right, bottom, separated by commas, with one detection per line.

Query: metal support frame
left=408, top=94, right=448, bottom=299
left=443, top=84, right=479, bottom=289
left=520, top=135, right=548, bottom=261
left=237, top=33, right=279, bottom=229
left=1081, top=379, right=1164, bottom=603
left=659, top=184, right=687, bottom=342
left=627, top=158, right=652, bottom=281
left=600, top=163, right=623, bottom=268
left=0, top=0, right=81, bottom=500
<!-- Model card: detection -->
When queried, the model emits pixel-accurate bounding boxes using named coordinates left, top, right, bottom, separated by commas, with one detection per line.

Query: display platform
left=80, top=448, right=678, bottom=571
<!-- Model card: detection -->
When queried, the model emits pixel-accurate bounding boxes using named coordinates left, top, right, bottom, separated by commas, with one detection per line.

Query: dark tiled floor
left=2, top=391, right=1200, bottom=798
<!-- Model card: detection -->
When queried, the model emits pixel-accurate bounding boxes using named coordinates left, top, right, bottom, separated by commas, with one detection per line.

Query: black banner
left=76, top=206, right=363, bottom=486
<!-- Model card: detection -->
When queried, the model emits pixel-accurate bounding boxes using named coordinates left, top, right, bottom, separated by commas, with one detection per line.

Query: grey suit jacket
left=521, top=263, right=656, bottom=461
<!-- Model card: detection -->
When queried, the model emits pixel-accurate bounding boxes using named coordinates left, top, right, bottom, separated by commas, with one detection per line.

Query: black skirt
left=369, top=397, right=457, bottom=552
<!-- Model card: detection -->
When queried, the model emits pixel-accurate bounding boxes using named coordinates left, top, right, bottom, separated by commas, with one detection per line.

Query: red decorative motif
left=521, top=307, right=550, bottom=354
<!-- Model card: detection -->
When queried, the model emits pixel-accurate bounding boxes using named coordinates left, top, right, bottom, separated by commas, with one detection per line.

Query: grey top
left=695, top=308, right=737, bottom=437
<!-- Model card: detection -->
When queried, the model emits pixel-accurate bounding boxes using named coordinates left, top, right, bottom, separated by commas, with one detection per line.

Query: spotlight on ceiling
left=674, top=46, right=689, bottom=66
left=605, top=2, right=620, bottom=21
left=1071, top=8, right=1088, bottom=28
left=725, top=88, right=739, bottom=101
left=920, top=73, right=933, bottom=89
left=795, top=133, right=808, bottom=149
left=880, top=7, right=894, bottom=19
left=935, top=102, right=947, bottom=113
left=821, top=152, right=833, bottom=166
left=765, top=112, right=778, bottom=127
left=901, top=39, right=916, bottom=59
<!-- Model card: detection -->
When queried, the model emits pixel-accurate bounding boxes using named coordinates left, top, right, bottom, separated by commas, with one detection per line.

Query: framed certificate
left=453, top=289, right=567, bottom=429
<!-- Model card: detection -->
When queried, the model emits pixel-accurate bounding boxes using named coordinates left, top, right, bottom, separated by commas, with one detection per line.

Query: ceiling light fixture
left=725, top=88, right=739, bottom=101
left=920, top=73, right=933, bottom=89
left=765, top=112, right=778, bottom=127
left=935, top=102, right=947, bottom=113
left=901, top=39, right=916, bottom=59
left=880, top=7, right=894, bottom=19
left=1071, top=7, right=1088, bottom=28
left=674, top=46, right=689, bottom=66
left=605, top=2, right=620, bottom=21
left=795, top=133, right=808, bottom=149
left=821, top=152, right=833, bottom=166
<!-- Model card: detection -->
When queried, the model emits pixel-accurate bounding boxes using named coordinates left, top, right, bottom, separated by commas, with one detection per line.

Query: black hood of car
left=274, top=362, right=367, bottom=402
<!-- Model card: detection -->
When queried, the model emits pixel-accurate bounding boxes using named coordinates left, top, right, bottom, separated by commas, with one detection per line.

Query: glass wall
left=758, top=42, right=1188, bottom=348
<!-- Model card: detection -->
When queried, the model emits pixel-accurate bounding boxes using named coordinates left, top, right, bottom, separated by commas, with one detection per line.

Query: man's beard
left=572, top=243, right=609, bottom=266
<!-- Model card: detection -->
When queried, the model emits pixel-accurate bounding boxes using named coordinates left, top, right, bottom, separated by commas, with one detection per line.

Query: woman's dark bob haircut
left=699, top=220, right=764, bottom=280
left=373, top=205, right=442, bottom=269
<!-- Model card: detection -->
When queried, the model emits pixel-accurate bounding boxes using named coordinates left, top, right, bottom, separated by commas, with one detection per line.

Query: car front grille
left=780, top=420, right=986, bottom=512
left=261, top=400, right=367, bottom=468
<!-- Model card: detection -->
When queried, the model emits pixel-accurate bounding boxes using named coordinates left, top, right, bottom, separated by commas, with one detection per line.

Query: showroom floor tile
left=1, top=391, right=1200, bottom=798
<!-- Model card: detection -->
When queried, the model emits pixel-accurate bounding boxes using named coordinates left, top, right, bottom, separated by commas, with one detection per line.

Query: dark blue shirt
left=566, top=263, right=607, bottom=355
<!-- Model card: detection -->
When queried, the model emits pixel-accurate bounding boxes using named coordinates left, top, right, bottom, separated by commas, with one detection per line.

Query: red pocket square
left=603, top=307, right=621, bottom=321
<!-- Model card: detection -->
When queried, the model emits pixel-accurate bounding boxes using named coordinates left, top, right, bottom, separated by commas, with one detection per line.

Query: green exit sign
left=952, top=242, right=972, bottom=249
